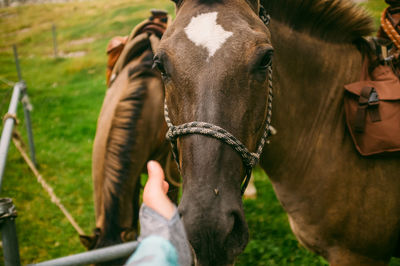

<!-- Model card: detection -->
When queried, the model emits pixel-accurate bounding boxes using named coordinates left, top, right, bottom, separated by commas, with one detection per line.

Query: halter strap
left=164, top=5, right=273, bottom=195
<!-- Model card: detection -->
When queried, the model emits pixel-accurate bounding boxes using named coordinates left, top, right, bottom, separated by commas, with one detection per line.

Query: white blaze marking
left=184, top=12, right=233, bottom=59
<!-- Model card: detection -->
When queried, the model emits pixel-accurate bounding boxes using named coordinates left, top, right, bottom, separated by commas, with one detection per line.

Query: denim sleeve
left=125, top=203, right=192, bottom=266
left=125, top=235, right=178, bottom=266
left=138, top=203, right=192, bottom=266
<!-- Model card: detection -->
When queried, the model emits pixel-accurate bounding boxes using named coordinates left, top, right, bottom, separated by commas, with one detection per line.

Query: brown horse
left=156, top=0, right=400, bottom=265
left=81, top=14, right=180, bottom=254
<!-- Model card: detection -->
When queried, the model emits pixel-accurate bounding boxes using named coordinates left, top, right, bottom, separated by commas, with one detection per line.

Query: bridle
left=164, top=5, right=273, bottom=195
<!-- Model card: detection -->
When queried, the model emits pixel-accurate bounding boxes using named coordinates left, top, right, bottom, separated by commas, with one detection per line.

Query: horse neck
left=262, top=20, right=364, bottom=184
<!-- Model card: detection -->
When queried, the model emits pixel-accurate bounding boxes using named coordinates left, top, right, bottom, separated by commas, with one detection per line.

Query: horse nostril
left=178, top=205, right=185, bottom=218
left=224, top=211, right=248, bottom=254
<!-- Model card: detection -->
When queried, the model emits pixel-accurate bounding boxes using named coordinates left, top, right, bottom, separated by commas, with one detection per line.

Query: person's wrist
left=144, top=193, right=176, bottom=220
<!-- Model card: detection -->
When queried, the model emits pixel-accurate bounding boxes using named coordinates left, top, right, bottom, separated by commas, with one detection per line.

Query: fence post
left=12, top=45, right=22, bottom=81
left=52, top=24, right=58, bottom=58
left=0, top=198, right=21, bottom=266
left=12, top=45, right=37, bottom=167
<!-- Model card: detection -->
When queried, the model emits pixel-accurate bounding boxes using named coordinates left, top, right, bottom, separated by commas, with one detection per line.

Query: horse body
left=260, top=10, right=400, bottom=265
left=159, top=0, right=400, bottom=265
left=88, top=36, right=179, bottom=252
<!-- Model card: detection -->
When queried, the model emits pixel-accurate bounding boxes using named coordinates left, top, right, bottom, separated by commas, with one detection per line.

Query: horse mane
left=102, top=50, right=154, bottom=238
left=263, top=0, right=374, bottom=43
left=102, top=83, right=146, bottom=237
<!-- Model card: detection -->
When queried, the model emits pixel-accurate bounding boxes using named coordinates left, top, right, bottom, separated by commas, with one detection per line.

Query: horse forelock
left=263, top=0, right=374, bottom=43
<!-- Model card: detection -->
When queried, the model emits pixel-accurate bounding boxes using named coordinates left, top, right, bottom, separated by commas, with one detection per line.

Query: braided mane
left=262, top=0, right=374, bottom=42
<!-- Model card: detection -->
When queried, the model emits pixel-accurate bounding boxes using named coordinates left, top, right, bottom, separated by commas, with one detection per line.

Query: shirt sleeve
left=125, top=235, right=178, bottom=266
left=133, top=203, right=193, bottom=266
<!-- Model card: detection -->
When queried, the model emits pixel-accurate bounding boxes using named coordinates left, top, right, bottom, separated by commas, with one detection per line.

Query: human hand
left=143, top=161, right=176, bottom=220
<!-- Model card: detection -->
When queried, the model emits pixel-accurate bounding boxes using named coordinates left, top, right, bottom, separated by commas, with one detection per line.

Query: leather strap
left=355, top=87, right=371, bottom=132
left=355, top=87, right=381, bottom=133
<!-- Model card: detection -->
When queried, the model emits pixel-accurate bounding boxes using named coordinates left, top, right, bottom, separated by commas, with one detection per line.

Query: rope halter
left=164, top=5, right=273, bottom=195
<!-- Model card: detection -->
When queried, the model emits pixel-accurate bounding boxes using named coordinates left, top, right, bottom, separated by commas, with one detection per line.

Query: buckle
left=368, top=88, right=379, bottom=106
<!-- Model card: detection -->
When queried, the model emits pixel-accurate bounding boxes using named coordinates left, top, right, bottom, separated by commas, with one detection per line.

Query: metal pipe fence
left=31, top=241, right=138, bottom=266
left=0, top=45, right=35, bottom=266
left=0, top=198, right=21, bottom=266
left=0, top=81, right=24, bottom=190
left=0, top=45, right=37, bottom=189
left=0, top=80, right=25, bottom=266
left=0, top=45, right=139, bottom=265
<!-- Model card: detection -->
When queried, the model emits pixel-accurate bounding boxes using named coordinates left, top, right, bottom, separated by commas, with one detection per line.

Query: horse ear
left=246, top=0, right=260, bottom=14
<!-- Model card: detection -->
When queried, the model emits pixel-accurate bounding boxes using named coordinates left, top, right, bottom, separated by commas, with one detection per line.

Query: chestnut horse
left=156, top=0, right=400, bottom=265
left=82, top=14, right=180, bottom=255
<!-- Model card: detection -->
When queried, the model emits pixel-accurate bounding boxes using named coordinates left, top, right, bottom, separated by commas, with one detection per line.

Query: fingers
left=143, top=160, right=176, bottom=220
left=144, top=161, right=165, bottom=200
left=147, top=160, right=165, bottom=183
left=162, top=180, right=169, bottom=194
left=147, top=161, right=169, bottom=194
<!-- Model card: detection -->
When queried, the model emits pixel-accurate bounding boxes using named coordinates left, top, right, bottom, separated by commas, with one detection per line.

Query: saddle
left=106, top=9, right=170, bottom=86
left=344, top=2, right=400, bottom=156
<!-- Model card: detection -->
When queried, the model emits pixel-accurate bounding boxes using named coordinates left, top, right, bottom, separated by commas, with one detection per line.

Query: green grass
left=0, top=0, right=174, bottom=263
left=237, top=169, right=327, bottom=266
left=0, top=0, right=397, bottom=265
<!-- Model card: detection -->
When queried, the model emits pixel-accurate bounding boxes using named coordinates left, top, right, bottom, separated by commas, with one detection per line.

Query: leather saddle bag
left=344, top=63, right=400, bottom=156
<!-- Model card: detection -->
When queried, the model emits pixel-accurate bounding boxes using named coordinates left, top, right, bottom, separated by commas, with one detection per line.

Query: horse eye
left=259, top=50, right=273, bottom=69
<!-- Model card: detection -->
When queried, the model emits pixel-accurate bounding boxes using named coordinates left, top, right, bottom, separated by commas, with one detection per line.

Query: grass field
left=0, top=0, right=397, bottom=265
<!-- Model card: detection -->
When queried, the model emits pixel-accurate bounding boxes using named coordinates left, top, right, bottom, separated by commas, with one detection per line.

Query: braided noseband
left=164, top=5, right=273, bottom=195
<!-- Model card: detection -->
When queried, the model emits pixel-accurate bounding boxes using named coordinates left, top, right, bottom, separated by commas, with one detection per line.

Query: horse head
left=156, top=0, right=273, bottom=264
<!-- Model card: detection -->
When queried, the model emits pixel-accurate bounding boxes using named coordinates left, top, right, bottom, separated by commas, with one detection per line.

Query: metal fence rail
left=0, top=45, right=37, bottom=266
left=31, top=241, right=138, bottom=266
left=0, top=79, right=139, bottom=265
left=0, top=81, right=24, bottom=190
left=0, top=45, right=36, bottom=191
